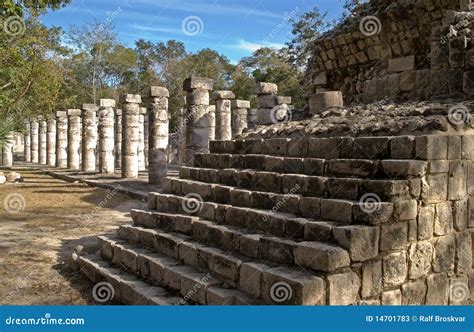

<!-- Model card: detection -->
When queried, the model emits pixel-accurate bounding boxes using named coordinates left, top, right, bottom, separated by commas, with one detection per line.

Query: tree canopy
left=0, top=0, right=351, bottom=146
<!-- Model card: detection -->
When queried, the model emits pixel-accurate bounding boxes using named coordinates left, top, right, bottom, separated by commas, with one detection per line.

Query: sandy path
left=0, top=169, right=146, bottom=305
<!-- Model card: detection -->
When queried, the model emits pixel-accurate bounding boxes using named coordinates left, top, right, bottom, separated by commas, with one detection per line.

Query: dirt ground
left=0, top=169, right=146, bottom=305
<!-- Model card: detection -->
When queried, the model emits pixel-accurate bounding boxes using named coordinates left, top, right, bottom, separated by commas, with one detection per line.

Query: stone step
left=144, top=192, right=379, bottom=270
left=76, top=255, right=182, bottom=305
left=208, top=135, right=463, bottom=162
left=160, top=177, right=407, bottom=225
left=118, top=220, right=351, bottom=274
left=130, top=208, right=371, bottom=266
left=97, top=235, right=258, bottom=305
left=178, top=166, right=417, bottom=201
left=101, top=233, right=326, bottom=305
left=195, top=153, right=428, bottom=179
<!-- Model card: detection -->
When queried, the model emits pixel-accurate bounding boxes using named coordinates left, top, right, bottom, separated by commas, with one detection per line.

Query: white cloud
left=235, top=39, right=285, bottom=52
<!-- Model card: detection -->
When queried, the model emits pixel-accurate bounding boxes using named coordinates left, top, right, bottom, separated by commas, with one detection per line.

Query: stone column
left=213, top=90, right=234, bottom=141
left=121, top=94, right=141, bottom=178
left=30, top=118, right=39, bottom=163
left=247, top=109, right=257, bottom=130
left=2, top=132, right=14, bottom=167
left=138, top=107, right=146, bottom=171
left=67, top=109, right=82, bottom=170
left=24, top=119, right=31, bottom=162
left=56, top=111, right=68, bottom=168
left=38, top=116, right=47, bottom=165
left=177, top=99, right=186, bottom=166
left=208, top=105, right=216, bottom=141
left=183, top=77, right=214, bottom=165
left=144, top=112, right=149, bottom=168
left=114, top=109, right=122, bottom=169
left=46, top=114, right=56, bottom=166
left=231, top=100, right=250, bottom=138
left=98, top=99, right=115, bottom=174
left=81, top=104, right=98, bottom=172
left=148, top=86, right=169, bottom=185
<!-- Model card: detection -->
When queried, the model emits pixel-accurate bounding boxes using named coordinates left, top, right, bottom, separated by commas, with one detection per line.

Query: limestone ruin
left=1, top=0, right=473, bottom=306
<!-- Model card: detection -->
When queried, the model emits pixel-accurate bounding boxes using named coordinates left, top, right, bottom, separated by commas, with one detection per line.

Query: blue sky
left=41, top=0, right=348, bottom=63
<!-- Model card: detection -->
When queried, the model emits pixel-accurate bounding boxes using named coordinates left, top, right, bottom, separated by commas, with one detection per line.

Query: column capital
left=183, top=77, right=214, bottom=91
left=120, top=94, right=142, bottom=104
left=67, top=109, right=81, bottom=116
left=212, top=90, right=235, bottom=100
left=149, top=86, right=169, bottom=98
left=99, top=99, right=116, bottom=108
left=231, top=100, right=251, bottom=109
left=82, top=103, right=99, bottom=112
left=254, top=82, right=278, bottom=95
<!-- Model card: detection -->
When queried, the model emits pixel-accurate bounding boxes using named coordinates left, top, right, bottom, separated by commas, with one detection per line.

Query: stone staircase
left=77, top=134, right=473, bottom=305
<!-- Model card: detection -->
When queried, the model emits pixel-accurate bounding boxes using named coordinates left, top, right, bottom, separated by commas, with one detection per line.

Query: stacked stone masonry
left=306, top=0, right=474, bottom=103
left=76, top=134, right=474, bottom=305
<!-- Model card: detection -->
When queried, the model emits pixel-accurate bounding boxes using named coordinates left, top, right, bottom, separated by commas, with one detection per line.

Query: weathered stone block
left=383, top=251, right=408, bottom=287
left=254, top=82, right=278, bottom=95
left=183, top=77, right=214, bottom=91
left=416, top=136, right=448, bottom=160
left=148, top=87, right=169, bottom=99
left=381, top=290, right=401, bottom=305
left=418, top=205, right=434, bottom=240
left=239, top=262, right=267, bottom=298
left=294, top=242, right=350, bottom=272
left=402, top=280, right=427, bottom=305
left=327, top=272, right=360, bottom=305
left=332, top=225, right=379, bottom=261
left=231, top=100, right=251, bottom=109
left=261, top=267, right=325, bottom=305
left=423, top=174, right=448, bottom=203
left=309, top=91, right=343, bottom=115
left=432, top=235, right=455, bottom=273
left=388, top=55, right=415, bottom=72
left=434, top=201, right=453, bottom=236
left=448, top=161, right=467, bottom=200
left=120, top=94, right=142, bottom=104
left=380, top=222, right=408, bottom=251
left=426, top=273, right=449, bottom=305
left=455, top=231, right=472, bottom=274
left=361, top=260, right=382, bottom=298
left=320, top=199, right=353, bottom=223
left=408, top=241, right=433, bottom=279
left=212, top=90, right=235, bottom=100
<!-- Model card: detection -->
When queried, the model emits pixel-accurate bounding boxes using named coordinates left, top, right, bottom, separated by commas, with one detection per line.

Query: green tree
left=67, top=20, right=117, bottom=104
left=1, top=0, right=70, bottom=16
left=286, top=6, right=329, bottom=67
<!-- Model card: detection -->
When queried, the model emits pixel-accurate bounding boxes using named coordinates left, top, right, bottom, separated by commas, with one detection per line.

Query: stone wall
left=305, top=0, right=474, bottom=103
